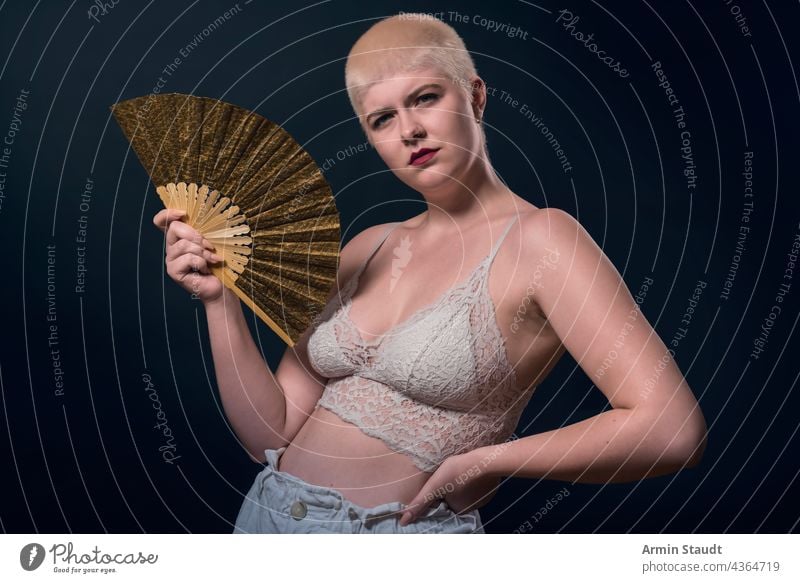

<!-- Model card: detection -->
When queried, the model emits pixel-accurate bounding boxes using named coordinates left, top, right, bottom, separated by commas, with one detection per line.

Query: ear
left=469, top=76, right=487, bottom=120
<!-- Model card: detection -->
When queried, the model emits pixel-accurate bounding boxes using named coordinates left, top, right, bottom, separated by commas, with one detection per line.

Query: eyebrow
left=365, top=83, right=444, bottom=124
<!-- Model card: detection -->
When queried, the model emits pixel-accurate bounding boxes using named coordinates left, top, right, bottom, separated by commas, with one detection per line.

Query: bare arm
left=153, top=209, right=287, bottom=461
left=203, top=286, right=332, bottom=463
left=153, top=208, right=385, bottom=463
left=206, top=224, right=389, bottom=462
left=203, top=288, right=291, bottom=461
left=475, top=208, right=707, bottom=483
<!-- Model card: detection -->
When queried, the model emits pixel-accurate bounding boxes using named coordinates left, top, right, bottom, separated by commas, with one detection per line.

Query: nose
left=398, top=108, right=425, bottom=142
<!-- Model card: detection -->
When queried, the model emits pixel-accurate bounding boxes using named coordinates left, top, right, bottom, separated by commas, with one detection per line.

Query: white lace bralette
left=306, top=215, right=536, bottom=472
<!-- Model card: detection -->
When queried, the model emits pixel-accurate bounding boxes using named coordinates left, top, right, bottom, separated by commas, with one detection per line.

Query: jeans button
left=290, top=500, right=307, bottom=520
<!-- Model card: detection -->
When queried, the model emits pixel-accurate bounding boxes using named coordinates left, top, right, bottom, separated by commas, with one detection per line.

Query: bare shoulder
left=518, top=207, right=604, bottom=274
left=519, top=206, right=630, bottom=325
left=514, top=207, right=607, bottom=313
left=520, top=207, right=587, bottom=249
left=335, top=222, right=398, bottom=285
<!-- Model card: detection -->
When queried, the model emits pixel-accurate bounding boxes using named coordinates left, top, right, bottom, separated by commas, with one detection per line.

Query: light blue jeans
left=233, top=446, right=485, bottom=534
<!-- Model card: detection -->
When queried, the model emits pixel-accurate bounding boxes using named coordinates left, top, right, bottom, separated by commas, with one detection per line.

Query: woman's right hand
left=152, top=208, right=225, bottom=304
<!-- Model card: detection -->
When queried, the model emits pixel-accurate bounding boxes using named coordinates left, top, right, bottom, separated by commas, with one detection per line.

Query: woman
left=153, top=14, right=707, bottom=534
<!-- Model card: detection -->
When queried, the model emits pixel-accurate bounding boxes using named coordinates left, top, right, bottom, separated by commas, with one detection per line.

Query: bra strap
left=355, top=222, right=401, bottom=277
left=354, top=216, right=515, bottom=278
left=488, top=215, right=518, bottom=263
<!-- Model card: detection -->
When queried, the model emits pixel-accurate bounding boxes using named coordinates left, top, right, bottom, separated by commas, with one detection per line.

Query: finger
left=399, top=499, right=429, bottom=526
left=166, top=220, right=202, bottom=247
left=399, top=511, right=415, bottom=526
left=167, top=238, right=204, bottom=261
left=167, top=239, right=221, bottom=261
left=153, top=208, right=186, bottom=230
left=168, top=244, right=223, bottom=268
left=170, top=254, right=210, bottom=280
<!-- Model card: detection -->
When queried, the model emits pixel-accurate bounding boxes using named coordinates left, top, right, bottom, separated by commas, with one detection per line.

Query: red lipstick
left=409, top=148, right=440, bottom=166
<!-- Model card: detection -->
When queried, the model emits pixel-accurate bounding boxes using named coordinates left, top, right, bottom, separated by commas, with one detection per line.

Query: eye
left=417, top=93, right=438, bottom=104
left=372, top=113, right=391, bottom=129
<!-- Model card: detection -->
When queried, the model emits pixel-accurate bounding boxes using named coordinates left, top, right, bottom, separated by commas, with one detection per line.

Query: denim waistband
left=262, top=446, right=453, bottom=523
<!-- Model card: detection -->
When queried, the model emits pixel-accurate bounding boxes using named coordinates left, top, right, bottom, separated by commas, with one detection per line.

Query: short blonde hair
left=345, top=13, right=487, bottom=154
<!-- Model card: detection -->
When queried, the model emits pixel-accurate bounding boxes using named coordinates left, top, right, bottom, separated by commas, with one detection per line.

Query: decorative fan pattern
left=111, top=93, right=341, bottom=346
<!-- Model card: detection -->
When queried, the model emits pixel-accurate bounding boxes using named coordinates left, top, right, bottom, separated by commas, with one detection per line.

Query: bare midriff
left=276, top=404, right=431, bottom=507
left=276, top=207, right=563, bottom=508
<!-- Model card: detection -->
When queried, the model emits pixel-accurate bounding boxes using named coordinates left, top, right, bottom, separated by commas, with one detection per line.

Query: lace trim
left=338, top=256, right=517, bottom=390
left=305, top=217, right=532, bottom=473
left=315, top=398, right=439, bottom=473
left=315, top=375, right=525, bottom=473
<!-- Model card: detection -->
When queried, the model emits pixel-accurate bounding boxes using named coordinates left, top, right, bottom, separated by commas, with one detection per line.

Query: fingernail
left=211, top=254, right=223, bottom=263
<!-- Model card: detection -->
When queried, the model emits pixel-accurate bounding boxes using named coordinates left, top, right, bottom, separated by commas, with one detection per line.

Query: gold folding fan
left=110, top=92, right=341, bottom=347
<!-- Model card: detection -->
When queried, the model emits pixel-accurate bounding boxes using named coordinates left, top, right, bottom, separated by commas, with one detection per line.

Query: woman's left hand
left=399, top=449, right=502, bottom=526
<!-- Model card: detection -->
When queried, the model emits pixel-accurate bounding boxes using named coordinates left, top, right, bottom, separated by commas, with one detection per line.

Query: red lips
left=409, top=148, right=440, bottom=165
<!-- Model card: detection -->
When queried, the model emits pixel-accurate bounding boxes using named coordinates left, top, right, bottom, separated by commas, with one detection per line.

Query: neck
left=414, top=155, right=512, bottom=230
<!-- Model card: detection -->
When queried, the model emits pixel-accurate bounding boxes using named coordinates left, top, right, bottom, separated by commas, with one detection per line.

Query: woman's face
left=359, top=66, right=484, bottom=193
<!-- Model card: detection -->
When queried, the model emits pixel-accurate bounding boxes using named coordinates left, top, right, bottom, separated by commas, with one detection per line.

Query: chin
left=396, top=159, right=452, bottom=178
left=394, top=168, right=449, bottom=190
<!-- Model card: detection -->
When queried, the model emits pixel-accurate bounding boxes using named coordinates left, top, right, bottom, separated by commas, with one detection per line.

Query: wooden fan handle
left=155, top=182, right=250, bottom=282
left=209, top=263, right=295, bottom=347
left=155, top=181, right=296, bottom=347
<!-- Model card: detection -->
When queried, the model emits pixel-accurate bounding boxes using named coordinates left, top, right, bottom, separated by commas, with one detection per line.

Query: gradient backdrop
left=0, top=0, right=798, bottom=533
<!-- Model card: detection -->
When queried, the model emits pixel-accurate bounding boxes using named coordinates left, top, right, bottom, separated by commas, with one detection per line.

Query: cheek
left=453, top=104, right=475, bottom=131
left=374, top=143, right=395, bottom=164
left=458, top=116, right=482, bottom=150
left=438, top=106, right=473, bottom=142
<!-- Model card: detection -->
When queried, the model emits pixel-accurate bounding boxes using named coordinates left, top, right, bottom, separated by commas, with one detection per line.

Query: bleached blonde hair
left=345, top=13, right=488, bottom=154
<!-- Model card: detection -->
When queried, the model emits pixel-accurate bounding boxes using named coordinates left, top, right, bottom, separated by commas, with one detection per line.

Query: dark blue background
left=0, top=0, right=798, bottom=533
